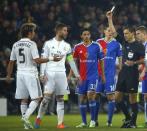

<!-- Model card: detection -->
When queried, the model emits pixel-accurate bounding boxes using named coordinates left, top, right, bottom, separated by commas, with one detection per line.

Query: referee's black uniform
left=116, top=36, right=145, bottom=93
left=115, top=34, right=145, bottom=128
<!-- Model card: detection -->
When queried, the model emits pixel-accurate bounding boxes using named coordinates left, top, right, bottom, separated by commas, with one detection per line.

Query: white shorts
left=15, top=72, right=42, bottom=99
left=44, top=71, right=70, bottom=95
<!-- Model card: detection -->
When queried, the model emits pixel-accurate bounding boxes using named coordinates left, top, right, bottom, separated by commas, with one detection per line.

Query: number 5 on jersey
left=19, top=48, right=25, bottom=63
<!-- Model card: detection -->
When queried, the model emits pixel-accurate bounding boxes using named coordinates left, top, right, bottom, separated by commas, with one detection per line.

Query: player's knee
left=79, top=95, right=87, bottom=103
left=129, top=94, right=137, bottom=104
left=88, top=93, right=95, bottom=101
left=21, top=99, right=29, bottom=104
left=107, top=94, right=115, bottom=101
left=115, top=92, right=122, bottom=102
left=33, top=97, right=42, bottom=103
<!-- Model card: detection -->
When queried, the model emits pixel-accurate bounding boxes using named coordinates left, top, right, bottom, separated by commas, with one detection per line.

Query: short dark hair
left=55, top=23, right=68, bottom=33
left=136, top=26, right=147, bottom=34
left=20, top=23, right=37, bottom=37
left=80, top=28, right=91, bottom=35
left=123, top=26, right=135, bottom=33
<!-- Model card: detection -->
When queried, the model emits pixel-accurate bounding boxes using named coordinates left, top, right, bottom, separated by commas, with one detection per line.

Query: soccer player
left=6, top=23, right=56, bottom=129
left=34, top=23, right=80, bottom=129
left=95, top=11, right=122, bottom=127
left=136, top=26, right=147, bottom=127
left=70, top=28, right=105, bottom=128
left=115, top=26, right=145, bottom=128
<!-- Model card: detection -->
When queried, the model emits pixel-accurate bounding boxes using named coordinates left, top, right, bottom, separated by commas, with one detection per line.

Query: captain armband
left=66, top=53, right=74, bottom=61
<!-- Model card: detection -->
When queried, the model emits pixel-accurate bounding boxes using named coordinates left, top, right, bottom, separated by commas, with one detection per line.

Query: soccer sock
left=108, top=100, right=115, bottom=124
left=57, top=101, right=64, bottom=125
left=95, top=98, right=100, bottom=122
left=145, top=101, right=147, bottom=123
left=37, top=96, right=51, bottom=119
left=117, top=101, right=131, bottom=120
left=89, top=100, right=96, bottom=121
left=79, top=102, right=87, bottom=124
left=20, top=103, right=28, bottom=117
left=25, top=100, right=39, bottom=119
left=130, top=103, right=138, bottom=125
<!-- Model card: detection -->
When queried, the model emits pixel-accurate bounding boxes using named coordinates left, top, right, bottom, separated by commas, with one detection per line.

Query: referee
left=115, top=26, right=145, bottom=128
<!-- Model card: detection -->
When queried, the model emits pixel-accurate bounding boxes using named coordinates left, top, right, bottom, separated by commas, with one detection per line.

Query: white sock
left=25, top=100, right=38, bottom=119
left=37, top=96, right=51, bottom=119
left=21, top=103, right=28, bottom=117
left=57, top=101, right=64, bottom=125
left=37, top=100, right=49, bottom=119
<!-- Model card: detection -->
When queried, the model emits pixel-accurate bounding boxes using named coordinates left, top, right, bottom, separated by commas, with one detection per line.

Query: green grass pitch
left=0, top=114, right=146, bottom=131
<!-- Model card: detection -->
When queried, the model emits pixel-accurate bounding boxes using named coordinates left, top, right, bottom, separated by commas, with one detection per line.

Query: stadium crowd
left=0, top=0, right=147, bottom=115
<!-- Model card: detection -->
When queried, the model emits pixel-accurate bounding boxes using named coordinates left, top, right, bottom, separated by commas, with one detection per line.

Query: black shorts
left=116, top=66, right=139, bottom=93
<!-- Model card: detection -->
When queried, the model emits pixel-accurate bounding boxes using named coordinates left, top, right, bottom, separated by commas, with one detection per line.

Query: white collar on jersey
left=20, top=38, right=31, bottom=41
left=53, top=37, right=64, bottom=43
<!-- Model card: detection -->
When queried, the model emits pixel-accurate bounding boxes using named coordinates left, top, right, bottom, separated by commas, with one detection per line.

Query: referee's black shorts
left=116, top=66, right=139, bottom=93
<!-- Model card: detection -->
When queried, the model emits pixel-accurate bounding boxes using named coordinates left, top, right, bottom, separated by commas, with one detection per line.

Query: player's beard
left=59, top=34, right=67, bottom=40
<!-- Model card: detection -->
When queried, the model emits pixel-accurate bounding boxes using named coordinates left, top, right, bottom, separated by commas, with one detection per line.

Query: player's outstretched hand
left=106, top=11, right=113, bottom=19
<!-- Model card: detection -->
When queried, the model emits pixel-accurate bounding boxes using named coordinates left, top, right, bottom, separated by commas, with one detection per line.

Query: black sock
left=117, top=101, right=131, bottom=120
left=130, top=103, right=138, bottom=125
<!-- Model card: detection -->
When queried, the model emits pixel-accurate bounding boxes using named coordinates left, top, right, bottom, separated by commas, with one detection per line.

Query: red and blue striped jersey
left=73, top=41, right=104, bottom=80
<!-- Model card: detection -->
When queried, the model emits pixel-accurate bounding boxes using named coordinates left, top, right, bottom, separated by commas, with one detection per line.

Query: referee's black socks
left=130, top=103, right=138, bottom=125
left=117, top=101, right=131, bottom=120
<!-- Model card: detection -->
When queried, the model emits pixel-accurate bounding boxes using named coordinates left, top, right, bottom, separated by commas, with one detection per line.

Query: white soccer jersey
left=10, top=38, right=39, bottom=72
left=40, top=37, right=71, bottom=75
